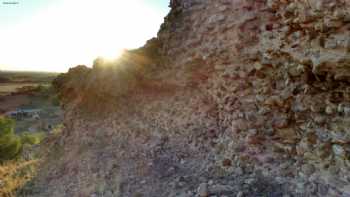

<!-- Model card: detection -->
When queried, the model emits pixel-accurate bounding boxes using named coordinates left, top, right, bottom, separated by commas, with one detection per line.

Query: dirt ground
left=0, top=95, right=30, bottom=114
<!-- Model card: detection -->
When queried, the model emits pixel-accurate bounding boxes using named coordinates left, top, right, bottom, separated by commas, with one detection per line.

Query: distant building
left=5, top=109, right=41, bottom=120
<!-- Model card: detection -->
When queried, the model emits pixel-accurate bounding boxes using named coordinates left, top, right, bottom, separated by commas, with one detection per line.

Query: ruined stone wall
left=28, top=0, right=350, bottom=196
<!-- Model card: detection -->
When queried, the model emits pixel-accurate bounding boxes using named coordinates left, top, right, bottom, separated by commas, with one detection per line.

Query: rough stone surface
left=25, top=0, right=350, bottom=196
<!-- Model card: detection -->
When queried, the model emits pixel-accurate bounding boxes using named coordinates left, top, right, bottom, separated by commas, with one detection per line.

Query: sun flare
left=97, top=49, right=125, bottom=62
left=0, top=0, right=169, bottom=72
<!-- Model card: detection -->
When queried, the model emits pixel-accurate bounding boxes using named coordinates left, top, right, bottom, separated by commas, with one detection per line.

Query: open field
left=0, top=71, right=59, bottom=83
left=0, top=71, right=58, bottom=96
left=0, top=83, right=50, bottom=96
left=0, top=71, right=62, bottom=134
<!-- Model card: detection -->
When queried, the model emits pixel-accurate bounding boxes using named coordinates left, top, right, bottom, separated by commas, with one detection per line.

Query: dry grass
left=0, top=83, right=45, bottom=96
left=0, top=159, right=39, bottom=197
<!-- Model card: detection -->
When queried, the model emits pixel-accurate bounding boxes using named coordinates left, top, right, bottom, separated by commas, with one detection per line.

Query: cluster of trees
left=0, top=117, right=45, bottom=161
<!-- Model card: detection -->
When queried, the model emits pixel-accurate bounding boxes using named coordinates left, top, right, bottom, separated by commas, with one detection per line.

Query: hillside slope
left=27, top=0, right=350, bottom=196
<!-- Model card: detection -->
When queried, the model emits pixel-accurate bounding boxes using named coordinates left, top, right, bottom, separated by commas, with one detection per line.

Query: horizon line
left=0, top=69, right=62, bottom=73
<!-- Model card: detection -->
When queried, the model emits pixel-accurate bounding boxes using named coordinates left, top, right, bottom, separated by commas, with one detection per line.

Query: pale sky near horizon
left=0, top=0, right=169, bottom=72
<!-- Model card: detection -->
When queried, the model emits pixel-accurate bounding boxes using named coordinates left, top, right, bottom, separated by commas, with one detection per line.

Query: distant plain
left=0, top=71, right=62, bottom=133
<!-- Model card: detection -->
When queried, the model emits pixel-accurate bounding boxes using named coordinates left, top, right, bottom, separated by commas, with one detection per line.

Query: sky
left=0, top=0, right=169, bottom=72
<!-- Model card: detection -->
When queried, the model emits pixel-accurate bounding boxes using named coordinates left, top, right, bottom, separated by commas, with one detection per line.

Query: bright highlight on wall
left=0, top=0, right=169, bottom=72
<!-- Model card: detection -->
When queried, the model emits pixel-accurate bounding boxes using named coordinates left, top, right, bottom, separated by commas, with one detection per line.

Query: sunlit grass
left=0, top=159, right=39, bottom=197
left=0, top=117, right=52, bottom=196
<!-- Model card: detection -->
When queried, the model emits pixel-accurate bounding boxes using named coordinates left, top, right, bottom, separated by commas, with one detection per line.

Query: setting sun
left=0, top=0, right=169, bottom=72
left=98, top=49, right=125, bottom=63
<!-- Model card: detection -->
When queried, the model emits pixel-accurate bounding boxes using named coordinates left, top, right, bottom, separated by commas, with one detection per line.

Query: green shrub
left=20, top=132, right=46, bottom=145
left=51, top=95, right=60, bottom=106
left=0, top=118, right=22, bottom=160
left=0, top=118, right=15, bottom=136
left=50, top=124, right=64, bottom=136
left=0, top=117, right=46, bottom=161
left=0, top=134, right=22, bottom=161
left=36, top=84, right=52, bottom=96
left=0, top=118, right=22, bottom=161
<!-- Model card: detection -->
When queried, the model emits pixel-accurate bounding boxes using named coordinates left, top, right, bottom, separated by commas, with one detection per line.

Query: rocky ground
left=23, top=0, right=350, bottom=196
